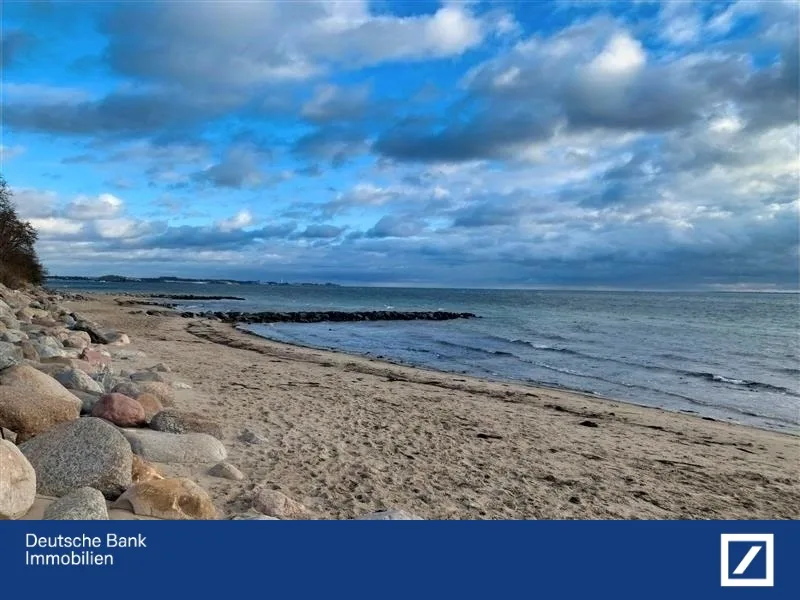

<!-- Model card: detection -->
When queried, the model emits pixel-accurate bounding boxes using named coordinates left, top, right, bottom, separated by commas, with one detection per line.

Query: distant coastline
left=46, top=275, right=341, bottom=287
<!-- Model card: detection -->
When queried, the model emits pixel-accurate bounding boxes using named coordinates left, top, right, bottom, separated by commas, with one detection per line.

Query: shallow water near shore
left=53, top=280, right=799, bottom=432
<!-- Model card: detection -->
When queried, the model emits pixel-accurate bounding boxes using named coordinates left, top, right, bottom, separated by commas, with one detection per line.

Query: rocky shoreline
left=0, top=284, right=419, bottom=521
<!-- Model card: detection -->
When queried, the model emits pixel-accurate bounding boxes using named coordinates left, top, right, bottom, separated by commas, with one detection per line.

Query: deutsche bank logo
left=720, top=534, right=774, bottom=587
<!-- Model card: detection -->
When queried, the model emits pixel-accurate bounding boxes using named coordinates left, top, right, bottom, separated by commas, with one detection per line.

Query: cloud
left=376, top=10, right=799, bottom=164
left=192, top=143, right=270, bottom=189
left=365, top=215, right=426, bottom=238
left=0, top=145, right=26, bottom=160
left=1, top=30, right=36, bottom=68
left=301, top=83, right=373, bottom=122
left=217, top=209, right=254, bottom=232
left=293, top=126, right=369, bottom=166
left=298, top=224, right=345, bottom=239
left=65, top=193, right=124, bottom=220
left=4, top=88, right=242, bottom=137
left=99, top=2, right=499, bottom=91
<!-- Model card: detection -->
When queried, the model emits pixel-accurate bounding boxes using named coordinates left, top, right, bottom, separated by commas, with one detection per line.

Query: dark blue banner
left=1, top=520, right=797, bottom=598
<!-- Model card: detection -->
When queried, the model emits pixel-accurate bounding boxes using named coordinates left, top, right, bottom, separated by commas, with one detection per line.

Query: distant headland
left=46, top=275, right=341, bottom=287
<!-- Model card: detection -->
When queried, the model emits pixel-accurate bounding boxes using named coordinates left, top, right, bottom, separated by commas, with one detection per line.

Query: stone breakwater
left=177, top=310, right=479, bottom=324
left=122, top=293, right=247, bottom=301
left=0, top=285, right=421, bottom=521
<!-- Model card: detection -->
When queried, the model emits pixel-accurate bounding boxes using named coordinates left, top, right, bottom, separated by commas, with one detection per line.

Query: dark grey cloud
left=4, top=89, right=241, bottom=138
left=2, top=29, right=36, bottom=68
left=292, top=126, right=369, bottom=167
left=375, top=107, right=557, bottom=163
left=451, top=200, right=525, bottom=228
left=191, top=143, right=270, bottom=189
left=297, top=224, right=345, bottom=239
left=365, top=215, right=426, bottom=238
left=301, top=83, right=373, bottom=123
left=132, top=222, right=296, bottom=250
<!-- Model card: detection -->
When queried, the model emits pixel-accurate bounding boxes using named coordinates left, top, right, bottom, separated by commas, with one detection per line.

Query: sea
left=50, top=280, right=799, bottom=433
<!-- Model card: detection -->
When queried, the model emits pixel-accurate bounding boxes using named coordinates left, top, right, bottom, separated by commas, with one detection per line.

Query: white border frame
left=720, top=533, right=774, bottom=587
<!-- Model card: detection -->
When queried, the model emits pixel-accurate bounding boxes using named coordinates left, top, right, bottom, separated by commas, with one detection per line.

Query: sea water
left=52, top=280, right=799, bottom=432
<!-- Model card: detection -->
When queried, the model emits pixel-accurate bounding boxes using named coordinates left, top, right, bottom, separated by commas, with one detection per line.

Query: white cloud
left=103, top=1, right=498, bottom=89
left=587, top=32, right=646, bottom=79
left=217, top=209, right=255, bottom=232
left=0, top=144, right=26, bottom=160
left=66, top=193, right=124, bottom=220
left=28, top=217, right=84, bottom=236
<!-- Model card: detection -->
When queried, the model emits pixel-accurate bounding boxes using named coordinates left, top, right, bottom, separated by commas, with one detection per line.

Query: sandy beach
left=59, top=294, right=799, bottom=520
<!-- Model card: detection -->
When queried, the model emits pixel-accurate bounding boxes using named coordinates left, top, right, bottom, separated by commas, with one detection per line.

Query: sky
left=1, top=0, right=798, bottom=289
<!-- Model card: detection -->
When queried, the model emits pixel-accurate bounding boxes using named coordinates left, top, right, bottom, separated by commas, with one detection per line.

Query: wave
left=488, top=339, right=800, bottom=397
left=436, top=339, right=519, bottom=358
left=486, top=332, right=571, bottom=345
left=686, top=371, right=799, bottom=395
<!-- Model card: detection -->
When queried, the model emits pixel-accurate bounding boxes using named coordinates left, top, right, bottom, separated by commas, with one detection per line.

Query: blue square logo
left=721, top=534, right=774, bottom=587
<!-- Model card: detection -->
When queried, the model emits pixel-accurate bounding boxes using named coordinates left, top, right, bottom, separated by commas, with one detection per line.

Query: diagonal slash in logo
left=732, top=545, right=761, bottom=575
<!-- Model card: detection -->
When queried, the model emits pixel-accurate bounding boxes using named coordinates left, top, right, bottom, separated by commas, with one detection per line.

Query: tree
left=0, top=174, right=46, bottom=288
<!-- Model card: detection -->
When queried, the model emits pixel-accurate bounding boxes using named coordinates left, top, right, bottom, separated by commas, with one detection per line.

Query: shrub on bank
left=0, top=175, right=46, bottom=289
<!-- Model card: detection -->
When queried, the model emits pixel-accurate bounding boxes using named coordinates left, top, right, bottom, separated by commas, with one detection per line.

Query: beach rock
left=148, top=363, right=171, bottom=373
left=79, top=348, right=112, bottom=369
left=63, top=332, right=91, bottom=349
left=0, top=439, right=37, bottom=519
left=131, top=455, right=164, bottom=483
left=252, top=489, right=311, bottom=520
left=137, top=381, right=176, bottom=407
left=19, top=417, right=133, bottom=499
left=0, top=329, right=27, bottom=343
left=208, top=462, right=244, bottom=481
left=173, top=382, right=192, bottom=390
left=19, top=341, right=39, bottom=361
left=54, top=367, right=104, bottom=395
left=1, top=427, right=17, bottom=443
left=32, top=317, right=58, bottom=328
left=135, top=393, right=163, bottom=420
left=0, top=364, right=81, bottom=442
left=31, top=336, right=67, bottom=360
left=0, top=341, right=22, bottom=370
left=73, top=320, right=113, bottom=344
left=114, top=478, right=217, bottom=520
left=239, top=429, right=267, bottom=445
left=130, top=371, right=168, bottom=383
left=111, top=380, right=141, bottom=398
left=150, top=409, right=223, bottom=439
left=354, top=508, right=424, bottom=520
left=91, top=393, right=146, bottom=427
left=73, top=390, right=101, bottom=414
left=121, top=429, right=227, bottom=464
left=0, top=315, right=19, bottom=330
left=106, top=332, right=130, bottom=346
left=43, top=487, right=108, bottom=520
left=15, top=307, right=34, bottom=322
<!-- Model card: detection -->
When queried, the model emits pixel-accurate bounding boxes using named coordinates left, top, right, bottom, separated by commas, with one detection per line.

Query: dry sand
left=68, top=296, right=800, bottom=520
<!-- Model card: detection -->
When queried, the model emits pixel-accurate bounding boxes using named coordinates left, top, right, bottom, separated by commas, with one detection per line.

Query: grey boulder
left=0, top=341, right=22, bottom=370
left=54, top=368, right=104, bottom=395
left=121, top=429, right=227, bottom=464
left=19, top=417, right=133, bottom=499
left=44, top=487, right=109, bottom=520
